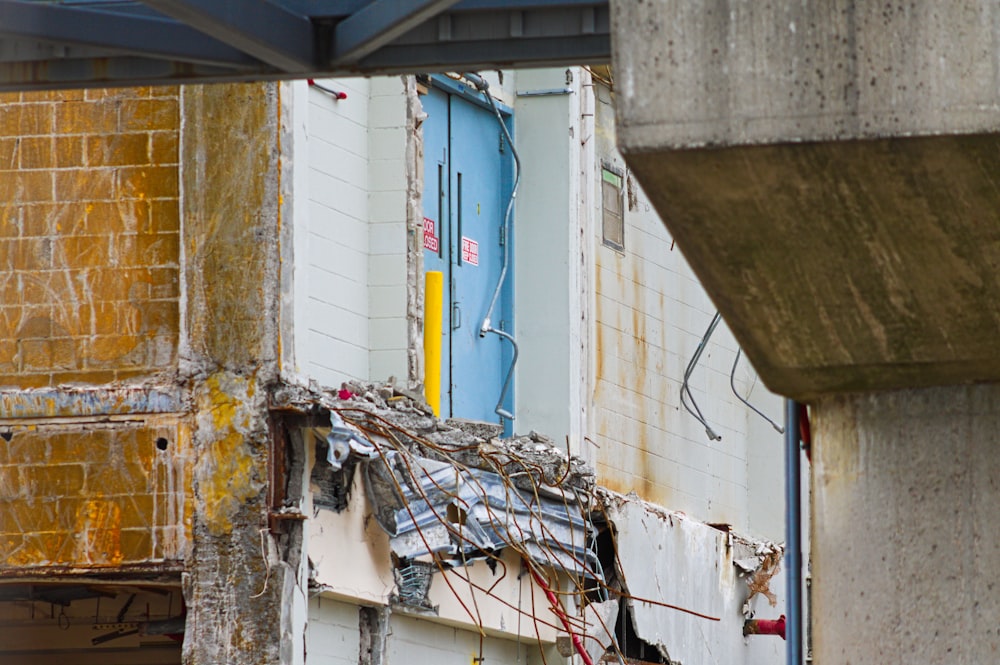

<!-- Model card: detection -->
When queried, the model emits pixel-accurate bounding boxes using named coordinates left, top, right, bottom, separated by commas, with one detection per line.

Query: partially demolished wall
left=277, top=381, right=785, bottom=665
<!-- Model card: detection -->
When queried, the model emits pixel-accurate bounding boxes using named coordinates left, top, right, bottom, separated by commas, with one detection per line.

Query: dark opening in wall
left=614, top=598, right=670, bottom=664
left=311, top=433, right=356, bottom=512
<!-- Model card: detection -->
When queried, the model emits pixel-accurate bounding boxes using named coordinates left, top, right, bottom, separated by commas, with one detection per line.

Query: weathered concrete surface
left=181, top=82, right=284, bottom=665
left=812, top=384, right=1000, bottom=664
left=613, top=1, right=1000, bottom=150
left=602, top=494, right=784, bottom=665
left=612, top=1, right=1000, bottom=399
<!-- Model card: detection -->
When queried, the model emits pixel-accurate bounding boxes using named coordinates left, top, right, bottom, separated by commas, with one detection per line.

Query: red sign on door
left=461, top=236, right=479, bottom=266
left=423, top=217, right=438, bottom=252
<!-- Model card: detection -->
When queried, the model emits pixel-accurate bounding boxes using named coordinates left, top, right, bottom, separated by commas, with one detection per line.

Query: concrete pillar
left=812, top=384, right=1000, bottom=663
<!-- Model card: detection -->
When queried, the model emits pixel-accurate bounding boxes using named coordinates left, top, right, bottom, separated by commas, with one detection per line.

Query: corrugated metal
left=364, top=449, right=599, bottom=578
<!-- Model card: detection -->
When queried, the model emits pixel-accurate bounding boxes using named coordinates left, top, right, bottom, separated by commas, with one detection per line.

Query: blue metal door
left=422, top=83, right=513, bottom=424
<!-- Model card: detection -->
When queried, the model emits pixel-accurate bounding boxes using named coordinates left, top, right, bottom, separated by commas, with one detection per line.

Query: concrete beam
left=612, top=0, right=1000, bottom=399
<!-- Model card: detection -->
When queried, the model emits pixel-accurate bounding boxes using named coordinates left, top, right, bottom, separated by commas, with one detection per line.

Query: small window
left=601, top=167, right=624, bottom=251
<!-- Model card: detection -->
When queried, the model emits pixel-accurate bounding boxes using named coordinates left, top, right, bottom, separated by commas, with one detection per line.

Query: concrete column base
left=813, top=384, right=1000, bottom=663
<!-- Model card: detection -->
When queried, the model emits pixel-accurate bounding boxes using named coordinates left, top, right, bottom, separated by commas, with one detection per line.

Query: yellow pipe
left=423, top=271, right=443, bottom=417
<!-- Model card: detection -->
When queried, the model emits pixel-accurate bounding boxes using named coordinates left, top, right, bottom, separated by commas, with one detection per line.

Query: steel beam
left=332, top=0, right=462, bottom=64
left=359, top=35, right=610, bottom=71
left=0, top=0, right=258, bottom=68
left=139, top=0, right=316, bottom=71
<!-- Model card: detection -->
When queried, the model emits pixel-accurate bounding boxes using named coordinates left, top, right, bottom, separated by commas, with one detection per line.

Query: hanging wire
left=461, top=71, right=522, bottom=422
left=729, top=348, right=784, bottom=434
left=330, top=404, right=719, bottom=665
left=680, top=311, right=723, bottom=440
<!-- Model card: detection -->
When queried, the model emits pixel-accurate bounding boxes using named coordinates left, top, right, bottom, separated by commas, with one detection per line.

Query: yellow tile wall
left=0, top=87, right=181, bottom=388
left=0, top=419, right=191, bottom=568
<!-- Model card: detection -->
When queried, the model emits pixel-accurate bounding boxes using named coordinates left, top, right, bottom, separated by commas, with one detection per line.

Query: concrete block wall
left=588, top=81, right=784, bottom=535
left=306, top=595, right=543, bottom=665
left=366, top=77, right=409, bottom=383
left=306, top=596, right=361, bottom=665
left=300, top=77, right=372, bottom=385
left=0, top=87, right=181, bottom=388
left=292, top=76, right=410, bottom=389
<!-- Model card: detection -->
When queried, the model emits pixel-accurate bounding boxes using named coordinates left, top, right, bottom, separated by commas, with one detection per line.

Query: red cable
left=528, top=565, right=596, bottom=665
left=798, top=403, right=812, bottom=462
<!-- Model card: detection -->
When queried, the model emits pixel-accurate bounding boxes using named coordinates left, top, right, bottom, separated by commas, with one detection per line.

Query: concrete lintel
left=0, top=385, right=187, bottom=420
left=623, top=135, right=1000, bottom=400
left=612, top=1, right=1000, bottom=399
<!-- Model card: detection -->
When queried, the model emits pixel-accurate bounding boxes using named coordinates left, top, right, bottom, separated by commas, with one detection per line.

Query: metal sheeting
left=363, top=449, right=599, bottom=578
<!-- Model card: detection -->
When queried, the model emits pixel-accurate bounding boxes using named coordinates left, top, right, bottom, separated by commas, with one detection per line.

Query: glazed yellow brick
left=54, top=100, right=118, bottom=135
left=49, top=370, right=117, bottom=385
left=0, top=103, right=53, bottom=136
left=20, top=465, right=85, bottom=498
left=0, top=421, right=191, bottom=568
left=119, top=98, right=179, bottom=132
left=148, top=199, right=180, bottom=233
left=54, top=136, right=85, bottom=168
left=18, top=136, right=54, bottom=170
left=0, top=86, right=180, bottom=388
left=85, top=200, right=151, bottom=234
left=87, top=133, right=150, bottom=167
left=118, top=165, right=179, bottom=199
left=0, top=171, right=53, bottom=203
left=151, top=132, right=179, bottom=163
left=54, top=167, right=115, bottom=202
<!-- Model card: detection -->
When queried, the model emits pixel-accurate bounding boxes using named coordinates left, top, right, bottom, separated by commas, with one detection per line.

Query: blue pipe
left=784, top=400, right=802, bottom=665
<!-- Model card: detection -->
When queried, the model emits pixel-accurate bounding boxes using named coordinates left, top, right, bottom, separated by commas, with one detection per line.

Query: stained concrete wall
left=812, top=385, right=1000, bottom=664
left=588, top=79, right=785, bottom=537
left=611, top=1, right=1000, bottom=399
left=180, top=82, right=285, bottom=665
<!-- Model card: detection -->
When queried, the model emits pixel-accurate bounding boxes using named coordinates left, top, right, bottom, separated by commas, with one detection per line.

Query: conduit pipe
left=463, top=71, right=522, bottom=422
left=743, top=615, right=786, bottom=640
left=785, top=400, right=803, bottom=665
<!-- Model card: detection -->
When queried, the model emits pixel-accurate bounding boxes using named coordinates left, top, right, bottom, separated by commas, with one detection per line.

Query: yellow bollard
left=423, top=271, right=443, bottom=417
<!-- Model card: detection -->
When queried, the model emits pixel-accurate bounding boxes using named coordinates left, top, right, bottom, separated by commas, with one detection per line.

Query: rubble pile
left=272, top=379, right=596, bottom=493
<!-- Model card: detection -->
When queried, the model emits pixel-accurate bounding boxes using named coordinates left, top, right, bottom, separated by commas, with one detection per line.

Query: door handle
left=452, top=303, right=461, bottom=330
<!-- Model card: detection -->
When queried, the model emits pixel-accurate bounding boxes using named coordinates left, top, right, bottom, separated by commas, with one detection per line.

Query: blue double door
left=422, top=84, right=514, bottom=424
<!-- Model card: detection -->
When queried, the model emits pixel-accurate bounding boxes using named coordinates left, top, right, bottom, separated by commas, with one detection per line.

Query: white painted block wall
left=306, top=595, right=551, bottom=665
left=307, top=597, right=361, bottom=665
left=587, top=80, right=786, bottom=539
left=367, top=77, right=410, bottom=383
left=287, top=76, right=412, bottom=389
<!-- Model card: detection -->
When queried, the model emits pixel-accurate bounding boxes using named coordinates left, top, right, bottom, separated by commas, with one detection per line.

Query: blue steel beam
left=0, top=0, right=259, bottom=68
left=359, top=35, right=610, bottom=71
left=332, top=0, right=462, bottom=64
left=138, top=0, right=316, bottom=71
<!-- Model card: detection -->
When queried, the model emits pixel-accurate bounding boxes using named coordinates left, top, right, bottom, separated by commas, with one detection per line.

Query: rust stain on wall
left=195, top=373, right=265, bottom=536
left=0, top=417, right=191, bottom=569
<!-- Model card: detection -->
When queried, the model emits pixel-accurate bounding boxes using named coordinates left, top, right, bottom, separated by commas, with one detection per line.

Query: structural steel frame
left=0, top=0, right=609, bottom=90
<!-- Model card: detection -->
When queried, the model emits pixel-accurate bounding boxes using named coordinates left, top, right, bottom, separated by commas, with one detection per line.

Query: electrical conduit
left=462, top=71, right=521, bottom=422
